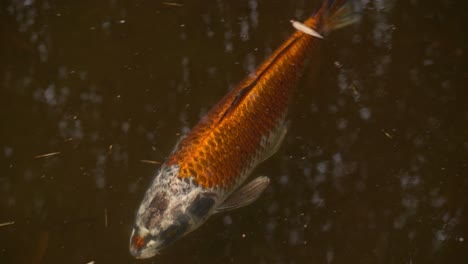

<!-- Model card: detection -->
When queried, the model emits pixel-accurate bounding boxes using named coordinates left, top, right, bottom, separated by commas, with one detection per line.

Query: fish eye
left=164, top=225, right=179, bottom=238
left=157, top=217, right=190, bottom=249
left=157, top=224, right=182, bottom=248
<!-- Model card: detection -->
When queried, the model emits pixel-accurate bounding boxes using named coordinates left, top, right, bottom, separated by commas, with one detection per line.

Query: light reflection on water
left=1, top=0, right=467, bottom=263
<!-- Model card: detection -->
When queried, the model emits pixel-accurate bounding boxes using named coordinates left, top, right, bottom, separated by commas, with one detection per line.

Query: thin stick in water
left=104, top=208, right=108, bottom=228
left=162, top=2, right=183, bottom=7
left=34, top=152, right=60, bottom=159
left=140, top=160, right=162, bottom=165
left=0, top=221, right=15, bottom=227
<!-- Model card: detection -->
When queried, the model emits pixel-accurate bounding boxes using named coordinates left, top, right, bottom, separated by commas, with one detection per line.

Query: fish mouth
left=130, top=247, right=157, bottom=260
left=130, top=249, right=158, bottom=260
left=129, top=228, right=159, bottom=259
left=129, top=222, right=189, bottom=259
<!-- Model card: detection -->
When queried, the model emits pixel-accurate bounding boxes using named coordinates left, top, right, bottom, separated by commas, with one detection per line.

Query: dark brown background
left=1, top=0, right=467, bottom=263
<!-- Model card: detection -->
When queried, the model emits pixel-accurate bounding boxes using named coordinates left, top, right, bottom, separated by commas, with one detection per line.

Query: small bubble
left=423, top=59, right=434, bottom=66
left=359, top=107, right=371, bottom=120
left=4, top=147, right=13, bottom=158
left=279, top=175, right=289, bottom=185
left=101, top=21, right=111, bottom=30
left=223, top=215, right=232, bottom=225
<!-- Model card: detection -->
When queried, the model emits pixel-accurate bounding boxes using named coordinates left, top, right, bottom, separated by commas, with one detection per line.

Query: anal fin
left=215, top=176, right=270, bottom=213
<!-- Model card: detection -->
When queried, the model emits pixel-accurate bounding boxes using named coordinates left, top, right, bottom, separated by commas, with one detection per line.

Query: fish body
left=130, top=0, right=359, bottom=259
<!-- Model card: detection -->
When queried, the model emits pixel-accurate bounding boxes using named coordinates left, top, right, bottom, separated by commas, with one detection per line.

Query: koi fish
left=130, top=0, right=359, bottom=259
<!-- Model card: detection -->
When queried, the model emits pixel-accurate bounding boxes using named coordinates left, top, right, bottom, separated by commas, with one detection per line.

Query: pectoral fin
left=260, top=124, right=287, bottom=163
left=215, top=176, right=270, bottom=213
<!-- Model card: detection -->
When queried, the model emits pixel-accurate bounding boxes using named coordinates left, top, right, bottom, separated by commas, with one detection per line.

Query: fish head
left=129, top=165, right=218, bottom=259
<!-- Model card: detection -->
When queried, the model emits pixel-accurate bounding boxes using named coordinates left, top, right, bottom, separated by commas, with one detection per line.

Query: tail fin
left=297, top=1, right=360, bottom=37
left=320, top=0, right=361, bottom=33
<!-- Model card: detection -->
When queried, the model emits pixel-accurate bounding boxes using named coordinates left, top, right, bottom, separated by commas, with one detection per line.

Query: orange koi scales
left=166, top=26, right=320, bottom=191
left=130, top=0, right=360, bottom=258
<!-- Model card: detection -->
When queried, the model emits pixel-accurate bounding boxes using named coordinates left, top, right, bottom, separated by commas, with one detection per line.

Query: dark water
left=1, top=0, right=467, bottom=263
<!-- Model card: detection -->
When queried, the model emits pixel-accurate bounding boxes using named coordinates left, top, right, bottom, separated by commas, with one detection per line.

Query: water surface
left=1, top=0, right=467, bottom=263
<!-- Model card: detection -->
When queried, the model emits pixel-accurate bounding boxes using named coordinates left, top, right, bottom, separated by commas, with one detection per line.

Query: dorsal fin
left=217, top=80, right=257, bottom=123
left=217, top=36, right=301, bottom=124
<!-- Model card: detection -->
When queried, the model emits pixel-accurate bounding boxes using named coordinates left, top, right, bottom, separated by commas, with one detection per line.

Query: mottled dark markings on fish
left=191, top=178, right=199, bottom=187
left=146, top=192, right=168, bottom=228
left=130, top=0, right=360, bottom=258
left=187, top=193, right=215, bottom=219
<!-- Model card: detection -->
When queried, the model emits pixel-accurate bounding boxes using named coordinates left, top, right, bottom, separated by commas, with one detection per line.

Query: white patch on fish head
left=129, top=165, right=219, bottom=259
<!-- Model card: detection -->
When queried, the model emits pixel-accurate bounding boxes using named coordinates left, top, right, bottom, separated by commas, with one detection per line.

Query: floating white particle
left=290, top=20, right=323, bottom=39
